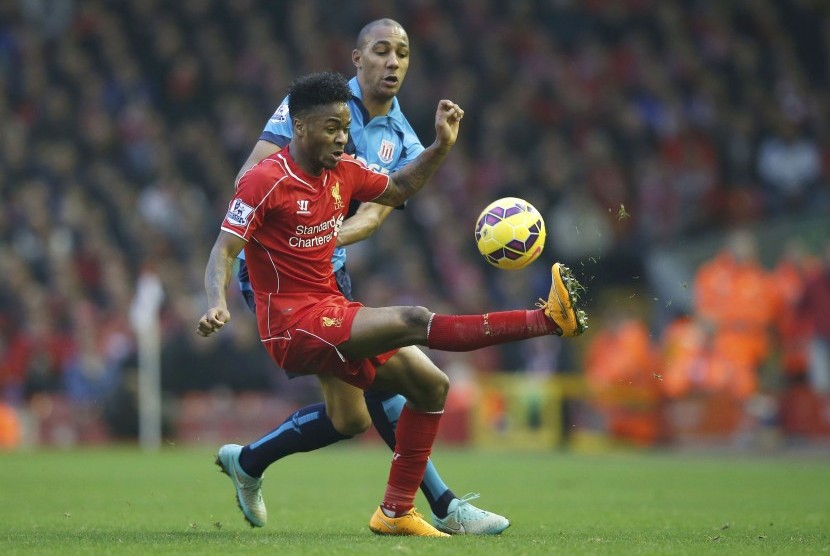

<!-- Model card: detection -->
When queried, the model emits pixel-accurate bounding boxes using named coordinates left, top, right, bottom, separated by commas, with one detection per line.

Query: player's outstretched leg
left=540, top=262, right=588, bottom=337
left=425, top=262, right=588, bottom=353
left=364, top=388, right=510, bottom=534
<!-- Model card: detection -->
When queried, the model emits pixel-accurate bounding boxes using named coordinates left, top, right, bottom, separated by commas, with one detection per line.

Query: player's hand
left=196, top=308, right=230, bottom=337
left=434, top=100, right=464, bottom=150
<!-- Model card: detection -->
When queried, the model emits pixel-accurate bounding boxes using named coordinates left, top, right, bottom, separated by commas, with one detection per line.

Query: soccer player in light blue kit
left=216, top=18, right=510, bottom=535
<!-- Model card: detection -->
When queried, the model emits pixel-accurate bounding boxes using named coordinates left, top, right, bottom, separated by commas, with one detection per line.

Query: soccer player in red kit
left=221, top=18, right=509, bottom=536
left=198, top=71, right=587, bottom=536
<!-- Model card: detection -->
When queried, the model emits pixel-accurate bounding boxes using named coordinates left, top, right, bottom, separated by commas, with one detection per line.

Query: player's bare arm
left=235, top=140, right=282, bottom=184
left=335, top=203, right=396, bottom=247
left=197, top=231, right=248, bottom=337
left=373, top=100, right=464, bottom=207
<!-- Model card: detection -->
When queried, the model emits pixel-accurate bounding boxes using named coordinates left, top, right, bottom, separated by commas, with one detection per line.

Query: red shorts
left=261, top=297, right=397, bottom=390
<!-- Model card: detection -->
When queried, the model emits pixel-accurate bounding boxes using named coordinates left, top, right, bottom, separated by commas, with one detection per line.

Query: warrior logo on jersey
left=378, top=139, right=395, bottom=164
left=227, top=199, right=254, bottom=226
left=331, top=181, right=343, bottom=210
left=269, top=102, right=289, bottom=124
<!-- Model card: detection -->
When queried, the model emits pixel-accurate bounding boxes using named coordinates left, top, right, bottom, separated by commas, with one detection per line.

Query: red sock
left=381, top=405, right=442, bottom=516
left=426, top=309, right=558, bottom=351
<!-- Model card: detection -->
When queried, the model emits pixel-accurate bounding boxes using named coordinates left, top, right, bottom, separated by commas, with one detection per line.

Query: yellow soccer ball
left=474, top=197, right=546, bottom=270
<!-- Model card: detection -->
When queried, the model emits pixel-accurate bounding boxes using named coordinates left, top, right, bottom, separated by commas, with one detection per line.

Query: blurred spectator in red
left=584, top=308, right=662, bottom=446
left=659, top=127, right=722, bottom=234
left=0, top=314, right=27, bottom=402
left=800, top=241, right=830, bottom=393
left=771, top=238, right=819, bottom=384
left=10, top=288, right=76, bottom=399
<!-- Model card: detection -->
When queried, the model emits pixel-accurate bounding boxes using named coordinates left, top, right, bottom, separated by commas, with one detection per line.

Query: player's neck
left=362, top=96, right=394, bottom=119
left=287, top=146, right=323, bottom=177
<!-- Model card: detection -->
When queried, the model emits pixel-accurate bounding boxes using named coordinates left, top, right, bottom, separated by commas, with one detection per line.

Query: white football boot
left=215, top=443, right=267, bottom=527
left=432, top=493, right=510, bottom=535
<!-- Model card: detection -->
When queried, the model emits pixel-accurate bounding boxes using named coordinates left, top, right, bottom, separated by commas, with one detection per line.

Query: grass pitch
left=1, top=444, right=828, bottom=555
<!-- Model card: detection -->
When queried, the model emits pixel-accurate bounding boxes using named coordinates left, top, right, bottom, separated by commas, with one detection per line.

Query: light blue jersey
left=257, top=76, right=424, bottom=272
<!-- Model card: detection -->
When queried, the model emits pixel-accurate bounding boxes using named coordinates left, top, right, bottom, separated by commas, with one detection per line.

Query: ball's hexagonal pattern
left=474, top=197, right=546, bottom=270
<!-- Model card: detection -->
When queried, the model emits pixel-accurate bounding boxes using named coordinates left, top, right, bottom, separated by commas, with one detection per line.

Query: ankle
left=529, top=307, right=560, bottom=335
left=381, top=504, right=412, bottom=518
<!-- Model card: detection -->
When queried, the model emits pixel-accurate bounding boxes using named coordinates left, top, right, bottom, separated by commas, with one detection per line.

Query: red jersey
left=221, top=148, right=389, bottom=336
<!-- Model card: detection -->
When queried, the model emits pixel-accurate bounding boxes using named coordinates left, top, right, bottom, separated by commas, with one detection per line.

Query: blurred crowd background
left=1, top=0, right=829, bottom=449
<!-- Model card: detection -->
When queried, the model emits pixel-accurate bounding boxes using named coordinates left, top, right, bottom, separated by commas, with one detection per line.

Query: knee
left=330, top=408, right=372, bottom=437
left=399, top=306, right=433, bottom=330
left=432, top=372, right=450, bottom=406
left=412, top=370, right=450, bottom=411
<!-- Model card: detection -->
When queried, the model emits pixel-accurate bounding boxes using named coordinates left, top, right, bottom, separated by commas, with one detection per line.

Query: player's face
left=295, top=102, right=351, bottom=173
left=353, top=24, right=410, bottom=102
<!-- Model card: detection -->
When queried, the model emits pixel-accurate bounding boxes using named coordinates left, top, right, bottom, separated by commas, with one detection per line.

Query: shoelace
left=407, top=509, right=426, bottom=520
left=452, top=493, right=490, bottom=519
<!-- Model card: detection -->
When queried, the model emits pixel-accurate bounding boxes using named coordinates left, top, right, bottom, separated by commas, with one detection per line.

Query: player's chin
left=379, top=79, right=400, bottom=95
left=324, top=153, right=342, bottom=167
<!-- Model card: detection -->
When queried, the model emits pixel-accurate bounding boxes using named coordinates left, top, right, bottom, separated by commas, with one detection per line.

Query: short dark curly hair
left=287, top=71, right=352, bottom=119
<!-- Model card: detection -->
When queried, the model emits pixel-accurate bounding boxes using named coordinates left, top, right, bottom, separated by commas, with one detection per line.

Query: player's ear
left=352, top=49, right=361, bottom=69
left=294, top=118, right=305, bottom=135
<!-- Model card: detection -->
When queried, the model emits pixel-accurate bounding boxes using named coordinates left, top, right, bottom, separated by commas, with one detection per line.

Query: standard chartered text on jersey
left=289, top=232, right=336, bottom=248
